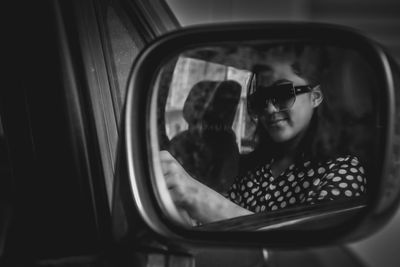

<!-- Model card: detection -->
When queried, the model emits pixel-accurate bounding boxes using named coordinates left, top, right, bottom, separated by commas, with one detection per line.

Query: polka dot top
left=226, top=155, right=366, bottom=213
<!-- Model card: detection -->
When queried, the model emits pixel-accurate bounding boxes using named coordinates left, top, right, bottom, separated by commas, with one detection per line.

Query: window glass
left=79, top=0, right=146, bottom=204
left=105, top=4, right=143, bottom=109
left=165, top=57, right=253, bottom=153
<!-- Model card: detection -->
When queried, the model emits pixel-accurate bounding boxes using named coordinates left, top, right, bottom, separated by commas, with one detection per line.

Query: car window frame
left=72, top=0, right=180, bottom=208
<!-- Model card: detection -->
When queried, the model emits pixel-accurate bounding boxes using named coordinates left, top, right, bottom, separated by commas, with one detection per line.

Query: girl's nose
left=264, top=100, right=278, bottom=113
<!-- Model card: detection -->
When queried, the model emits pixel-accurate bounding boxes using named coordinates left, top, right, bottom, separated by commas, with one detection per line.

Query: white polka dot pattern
left=227, top=155, right=366, bottom=212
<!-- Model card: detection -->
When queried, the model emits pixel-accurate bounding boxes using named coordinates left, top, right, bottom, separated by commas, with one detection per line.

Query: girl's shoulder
left=297, top=154, right=364, bottom=177
left=311, top=154, right=362, bottom=167
left=311, top=155, right=365, bottom=180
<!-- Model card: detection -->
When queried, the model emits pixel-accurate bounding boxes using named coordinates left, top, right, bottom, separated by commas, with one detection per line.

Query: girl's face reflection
left=257, top=62, right=320, bottom=143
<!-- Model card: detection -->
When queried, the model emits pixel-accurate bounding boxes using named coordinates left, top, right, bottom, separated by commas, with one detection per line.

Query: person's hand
left=160, top=150, right=199, bottom=211
left=160, top=150, right=253, bottom=224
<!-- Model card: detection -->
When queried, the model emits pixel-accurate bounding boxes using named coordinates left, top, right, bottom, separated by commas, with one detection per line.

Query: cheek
left=260, top=98, right=315, bottom=142
left=288, top=99, right=314, bottom=129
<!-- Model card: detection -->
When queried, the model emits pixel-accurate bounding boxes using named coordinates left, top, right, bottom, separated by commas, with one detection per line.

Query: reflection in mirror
left=151, top=43, right=378, bottom=230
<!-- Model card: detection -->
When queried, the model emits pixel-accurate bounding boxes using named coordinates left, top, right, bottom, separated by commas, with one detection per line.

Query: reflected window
left=165, top=57, right=254, bottom=153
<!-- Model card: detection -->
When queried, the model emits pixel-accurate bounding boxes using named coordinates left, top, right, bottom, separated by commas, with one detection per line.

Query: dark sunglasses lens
left=251, top=83, right=297, bottom=114
left=273, top=91, right=296, bottom=110
left=268, top=84, right=295, bottom=110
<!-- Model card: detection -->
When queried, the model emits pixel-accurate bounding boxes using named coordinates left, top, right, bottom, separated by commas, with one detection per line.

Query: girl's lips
left=268, top=118, right=288, bottom=126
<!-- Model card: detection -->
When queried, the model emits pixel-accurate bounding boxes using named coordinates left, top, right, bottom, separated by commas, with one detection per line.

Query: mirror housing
left=118, top=22, right=400, bottom=248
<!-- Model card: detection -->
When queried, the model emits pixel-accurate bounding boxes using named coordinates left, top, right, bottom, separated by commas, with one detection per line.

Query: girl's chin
left=270, top=136, right=292, bottom=143
left=267, top=129, right=294, bottom=143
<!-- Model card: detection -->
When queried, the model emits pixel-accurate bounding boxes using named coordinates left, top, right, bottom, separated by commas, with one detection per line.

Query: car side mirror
left=117, top=22, right=400, bottom=247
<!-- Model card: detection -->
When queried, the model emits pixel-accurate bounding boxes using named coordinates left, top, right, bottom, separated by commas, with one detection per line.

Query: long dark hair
left=240, top=45, right=346, bottom=173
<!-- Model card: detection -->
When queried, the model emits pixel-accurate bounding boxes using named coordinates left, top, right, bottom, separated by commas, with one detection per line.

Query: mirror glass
left=149, top=42, right=381, bottom=230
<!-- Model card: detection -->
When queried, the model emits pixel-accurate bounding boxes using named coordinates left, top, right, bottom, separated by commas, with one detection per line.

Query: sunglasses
left=248, top=82, right=312, bottom=114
